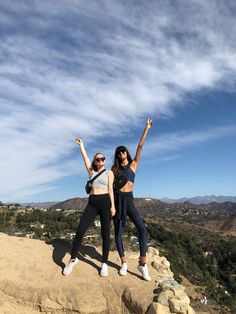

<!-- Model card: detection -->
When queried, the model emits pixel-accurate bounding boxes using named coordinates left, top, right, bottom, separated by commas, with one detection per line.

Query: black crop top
left=120, top=163, right=135, bottom=183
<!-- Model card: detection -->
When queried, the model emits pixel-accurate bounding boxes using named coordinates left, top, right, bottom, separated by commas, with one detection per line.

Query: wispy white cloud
left=143, top=125, right=236, bottom=156
left=0, top=0, right=236, bottom=200
left=158, top=155, right=182, bottom=163
left=108, top=124, right=236, bottom=163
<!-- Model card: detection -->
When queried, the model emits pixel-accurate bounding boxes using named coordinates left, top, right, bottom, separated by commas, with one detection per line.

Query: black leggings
left=71, top=194, right=111, bottom=263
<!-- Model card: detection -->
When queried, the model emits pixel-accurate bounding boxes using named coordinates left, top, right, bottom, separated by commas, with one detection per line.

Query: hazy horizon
left=4, top=194, right=236, bottom=205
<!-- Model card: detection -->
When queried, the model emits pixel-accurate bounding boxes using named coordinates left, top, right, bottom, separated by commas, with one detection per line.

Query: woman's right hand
left=75, top=137, right=91, bottom=172
left=110, top=207, right=116, bottom=217
left=75, top=137, right=83, bottom=146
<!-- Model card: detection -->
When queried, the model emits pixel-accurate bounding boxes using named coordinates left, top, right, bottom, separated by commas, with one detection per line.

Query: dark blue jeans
left=113, top=192, right=147, bottom=257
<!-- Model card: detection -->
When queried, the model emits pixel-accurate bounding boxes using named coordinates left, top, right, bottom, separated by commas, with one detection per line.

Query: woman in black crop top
left=111, top=118, right=153, bottom=281
left=63, top=138, right=116, bottom=278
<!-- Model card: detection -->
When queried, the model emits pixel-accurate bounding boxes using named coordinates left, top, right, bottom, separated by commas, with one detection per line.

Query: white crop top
left=90, top=170, right=109, bottom=190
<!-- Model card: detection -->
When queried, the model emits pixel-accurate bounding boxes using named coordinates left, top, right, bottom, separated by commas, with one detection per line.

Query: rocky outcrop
left=0, top=233, right=196, bottom=314
left=146, top=247, right=195, bottom=314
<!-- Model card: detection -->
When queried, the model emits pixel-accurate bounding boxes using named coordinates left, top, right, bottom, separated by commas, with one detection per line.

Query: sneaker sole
left=100, top=273, right=108, bottom=277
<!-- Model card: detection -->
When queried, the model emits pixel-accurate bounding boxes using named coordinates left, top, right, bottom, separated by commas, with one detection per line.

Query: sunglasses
left=117, top=149, right=126, bottom=155
left=95, top=157, right=105, bottom=162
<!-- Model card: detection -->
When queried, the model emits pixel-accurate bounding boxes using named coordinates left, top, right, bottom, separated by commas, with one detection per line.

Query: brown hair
left=111, top=146, right=133, bottom=177
left=90, top=153, right=105, bottom=172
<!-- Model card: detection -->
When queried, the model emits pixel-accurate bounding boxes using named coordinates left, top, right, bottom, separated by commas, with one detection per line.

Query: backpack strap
left=89, top=169, right=106, bottom=183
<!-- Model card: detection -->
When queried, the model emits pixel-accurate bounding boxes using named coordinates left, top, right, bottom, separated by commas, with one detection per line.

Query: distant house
left=200, top=296, right=208, bottom=305
left=203, top=251, right=213, bottom=257
left=94, top=220, right=101, bottom=227
left=26, top=232, right=35, bottom=239
left=84, top=235, right=97, bottom=239
left=25, top=207, right=34, bottom=212
left=147, top=240, right=156, bottom=246
left=65, top=233, right=76, bottom=239
left=16, top=209, right=26, bottom=214
left=40, top=208, right=47, bottom=212
left=30, top=223, right=45, bottom=229
left=43, top=232, right=51, bottom=237
left=14, top=232, right=23, bottom=236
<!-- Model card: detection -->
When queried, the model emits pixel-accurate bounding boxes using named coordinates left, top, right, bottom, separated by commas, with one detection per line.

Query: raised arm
left=132, top=118, right=153, bottom=170
left=75, top=138, right=92, bottom=174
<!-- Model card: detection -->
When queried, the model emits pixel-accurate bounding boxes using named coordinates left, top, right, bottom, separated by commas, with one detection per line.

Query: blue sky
left=0, top=0, right=236, bottom=202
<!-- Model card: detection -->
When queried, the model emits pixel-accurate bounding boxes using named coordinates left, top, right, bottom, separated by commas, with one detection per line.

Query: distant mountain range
left=16, top=196, right=236, bottom=233
left=160, top=195, right=236, bottom=204
left=47, top=197, right=236, bottom=225
left=17, top=195, right=236, bottom=209
left=21, top=201, right=59, bottom=208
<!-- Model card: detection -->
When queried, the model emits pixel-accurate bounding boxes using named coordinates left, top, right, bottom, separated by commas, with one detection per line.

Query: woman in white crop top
left=63, top=138, right=115, bottom=278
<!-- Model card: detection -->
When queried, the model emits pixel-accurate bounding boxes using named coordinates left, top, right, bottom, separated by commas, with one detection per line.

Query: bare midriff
left=90, top=188, right=108, bottom=195
left=119, top=181, right=134, bottom=193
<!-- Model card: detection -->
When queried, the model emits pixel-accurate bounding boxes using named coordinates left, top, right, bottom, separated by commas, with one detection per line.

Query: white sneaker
left=138, top=264, right=151, bottom=281
left=100, top=263, right=108, bottom=277
left=119, top=262, right=128, bottom=276
left=63, top=258, right=78, bottom=276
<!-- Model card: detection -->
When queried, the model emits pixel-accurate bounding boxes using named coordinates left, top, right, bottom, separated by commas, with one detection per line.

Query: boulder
left=168, top=295, right=190, bottom=314
left=122, top=286, right=153, bottom=314
left=159, top=280, right=186, bottom=291
left=162, top=260, right=170, bottom=268
left=147, top=247, right=160, bottom=256
left=187, top=306, right=195, bottom=314
left=157, top=290, right=174, bottom=306
left=146, top=302, right=171, bottom=314
left=152, top=260, right=160, bottom=270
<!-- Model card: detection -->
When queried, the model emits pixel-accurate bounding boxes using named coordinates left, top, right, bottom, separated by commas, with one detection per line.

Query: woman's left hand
left=146, top=118, right=153, bottom=129
left=110, top=207, right=116, bottom=217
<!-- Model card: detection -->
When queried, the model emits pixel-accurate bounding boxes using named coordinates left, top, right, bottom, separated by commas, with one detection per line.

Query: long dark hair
left=111, top=146, right=133, bottom=177
left=90, top=152, right=104, bottom=172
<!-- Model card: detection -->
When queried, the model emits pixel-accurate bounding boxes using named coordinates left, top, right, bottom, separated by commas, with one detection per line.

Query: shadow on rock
left=48, top=240, right=120, bottom=274
left=79, top=245, right=120, bottom=273
left=47, top=238, right=71, bottom=270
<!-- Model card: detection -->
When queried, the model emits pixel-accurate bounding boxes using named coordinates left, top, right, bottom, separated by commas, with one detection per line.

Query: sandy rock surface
left=0, top=233, right=156, bottom=313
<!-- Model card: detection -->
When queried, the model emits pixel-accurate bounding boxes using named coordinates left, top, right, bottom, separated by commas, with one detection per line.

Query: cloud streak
left=0, top=0, right=236, bottom=200
left=144, top=125, right=236, bottom=156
